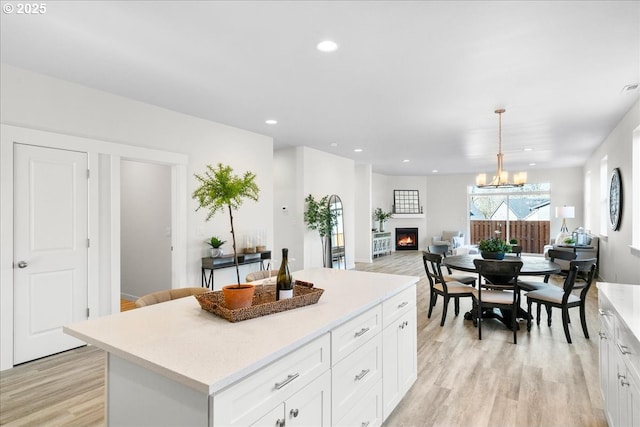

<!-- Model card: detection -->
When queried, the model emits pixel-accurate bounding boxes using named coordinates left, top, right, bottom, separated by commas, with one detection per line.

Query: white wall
left=120, top=160, right=172, bottom=300
left=354, top=164, right=373, bottom=263
left=0, top=65, right=274, bottom=369
left=584, top=101, right=640, bottom=284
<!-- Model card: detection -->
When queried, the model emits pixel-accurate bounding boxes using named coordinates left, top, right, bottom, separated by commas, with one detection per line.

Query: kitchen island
left=65, top=267, right=419, bottom=426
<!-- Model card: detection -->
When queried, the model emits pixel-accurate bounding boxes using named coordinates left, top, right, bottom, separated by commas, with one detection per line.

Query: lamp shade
left=555, top=206, right=575, bottom=219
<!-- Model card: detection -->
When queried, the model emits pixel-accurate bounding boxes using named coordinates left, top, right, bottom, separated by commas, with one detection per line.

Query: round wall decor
left=609, top=167, right=622, bottom=231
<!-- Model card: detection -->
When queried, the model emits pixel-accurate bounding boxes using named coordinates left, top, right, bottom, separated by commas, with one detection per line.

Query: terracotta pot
left=221, top=284, right=255, bottom=309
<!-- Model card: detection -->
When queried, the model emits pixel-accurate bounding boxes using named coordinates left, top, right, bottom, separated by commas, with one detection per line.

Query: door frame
left=1, top=124, right=188, bottom=371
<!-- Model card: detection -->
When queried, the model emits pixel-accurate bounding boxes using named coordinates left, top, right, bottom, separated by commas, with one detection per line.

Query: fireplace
left=395, top=228, right=418, bottom=251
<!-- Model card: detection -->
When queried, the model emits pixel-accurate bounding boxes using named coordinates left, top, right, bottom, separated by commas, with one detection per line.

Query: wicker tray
left=194, top=283, right=324, bottom=323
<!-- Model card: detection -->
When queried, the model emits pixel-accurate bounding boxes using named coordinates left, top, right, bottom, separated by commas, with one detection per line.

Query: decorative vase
left=379, top=221, right=385, bottom=232
left=481, top=251, right=505, bottom=260
left=210, top=248, right=223, bottom=258
left=221, top=284, right=255, bottom=309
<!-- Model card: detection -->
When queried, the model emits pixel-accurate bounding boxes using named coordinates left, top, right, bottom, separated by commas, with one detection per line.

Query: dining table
left=442, top=254, right=562, bottom=328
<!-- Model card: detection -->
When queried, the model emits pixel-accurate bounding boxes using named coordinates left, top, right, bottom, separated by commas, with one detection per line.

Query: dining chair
left=427, top=245, right=476, bottom=286
left=135, top=287, right=208, bottom=308
left=422, top=251, right=474, bottom=326
left=525, top=259, right=596, bottom=344
left=472, top=258, right=523, bottom=344
left=245, top=269, right=279, bottom=282
left=518, top=249, right=577, bottom=321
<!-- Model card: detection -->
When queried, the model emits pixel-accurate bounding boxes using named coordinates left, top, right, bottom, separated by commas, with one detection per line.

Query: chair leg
left=427, top=291, right=435, bottom=318
left=477, top=302, right=482, bottom=340
left=562, top=307, right=572, bottom=344
left=454, top=298, right=460, bottom=316
left=527, top=300, right=533, bottom=332
left=580, top=302, right=590, bottom=339
left=440, top=296, right=449, bottom=327
left=546, top=305, right=552, bottom=327
left=536, top=303, right=541, bottom=326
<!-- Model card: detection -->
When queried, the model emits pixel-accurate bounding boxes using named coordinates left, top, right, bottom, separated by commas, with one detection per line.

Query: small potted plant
left=509, top=238, right=518, bottom=245
left=478, top=237, right=512, bottom=260
left=207, top=236, right=226, bottom=258
left=193, top=163, right=259, bottom=309
left=373, top=208, right=393, bottom=232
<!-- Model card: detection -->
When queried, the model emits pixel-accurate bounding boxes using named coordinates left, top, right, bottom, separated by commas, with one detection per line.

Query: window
left=584, top=170, right=591, bottom=231
left=600, top=156, right=608, bottom=236
left=468, top=183, right=551, bottom=253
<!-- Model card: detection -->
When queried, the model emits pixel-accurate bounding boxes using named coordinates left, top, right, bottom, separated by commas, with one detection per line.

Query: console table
left=373, top=232, right=392, bottom=257
left=201, top=250, right=271, bottom=288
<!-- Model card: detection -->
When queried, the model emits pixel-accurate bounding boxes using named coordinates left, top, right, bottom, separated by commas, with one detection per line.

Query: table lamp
left=555, top=206, right=575, bottom=233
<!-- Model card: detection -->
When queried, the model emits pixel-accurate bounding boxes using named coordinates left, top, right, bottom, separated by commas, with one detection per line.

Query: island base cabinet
left=107, top=354, right=209, bottom=427
left=334, top=379, right=383, bottom=427
left=251, top=370, right=331, bottom=427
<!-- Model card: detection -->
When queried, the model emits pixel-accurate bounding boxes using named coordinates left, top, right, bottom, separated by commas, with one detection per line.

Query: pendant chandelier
left=475, top=109, right=526, bottom=188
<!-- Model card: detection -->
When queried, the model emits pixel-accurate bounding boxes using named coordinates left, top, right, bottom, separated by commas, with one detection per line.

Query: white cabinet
left=213, top=334, right=331, bottom=426
left=382, top=286, right=417, bottom=420
left=373, top=232, right=392, bottom=257
left=251, top=370, right=331, bottom=427
left=599, top=286, right=640, bottom=427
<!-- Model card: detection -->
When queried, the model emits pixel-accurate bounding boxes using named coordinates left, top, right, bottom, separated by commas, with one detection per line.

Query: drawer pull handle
left=354, top=369, right=370, bottom=381
left=275, top=373, right=299, bottom=390
left=361, top=422, right=370, bottom=427
left=354, top=327, right=370, bottom=338
left=618, top=373, right=626, bottom=380
left=617, top=343, right=631, bottom=355
left=398, top=301, right=409, bottom=309
left=290, top=408, right=299, bottom=418
left=276, top=418, right=285, bottom=427
left=598, top=309, right=610, bottom=316
left=599, top=332, right=607, bottom=339
left=621, top=379, right=630, bottom=387
left=400, top=320, right=409, bottom=329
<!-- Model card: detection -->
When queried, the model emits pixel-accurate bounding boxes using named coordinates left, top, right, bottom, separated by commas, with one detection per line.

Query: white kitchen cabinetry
left=382, top=286, right=417, bottom=420
left=65, top=268, right=419, bottom=427
left=598, top=283, right=640, bottom=427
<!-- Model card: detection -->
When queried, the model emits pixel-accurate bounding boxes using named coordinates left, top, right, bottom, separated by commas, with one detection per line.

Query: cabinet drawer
left=213, top=333, right=330, bottom=426
left=618, top=322, right=640, bottom=381
left=598, top=294, right=616, bottom=337
left=334, top=379, right=382, bottom=427
left=331, top=305, right=382, bottom=364
left=332, top=333, right=382, bottom=423
left=382, top=285, right=416, bottom=328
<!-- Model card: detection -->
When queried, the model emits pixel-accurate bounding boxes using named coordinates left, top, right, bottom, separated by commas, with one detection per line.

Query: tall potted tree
left=193, top=163, right=260, bottom=309
left=304, top=194, right=336, bottom=267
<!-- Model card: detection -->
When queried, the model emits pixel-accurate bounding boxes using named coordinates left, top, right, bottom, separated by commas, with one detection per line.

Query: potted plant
left=373, top=208, right=393, bottom=232
left=193, top=163, right=260, bottom=309
left=304, top=194, right=337, bottom=267
left=207, top=236, right=226, bottom=258
left=478, top=237, right=512, bottom=260
left=509, top=238, right=518, bottom=245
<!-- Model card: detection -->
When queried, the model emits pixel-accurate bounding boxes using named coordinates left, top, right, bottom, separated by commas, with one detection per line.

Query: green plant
left=509, top=238, right=518, bottom=245
left=193, top=163, right=259, bottom=286
left=373, top=208, right=393, bottom=223
left=207, top=236, right=226, bottom=248
left=304, top=194, right=338, bottom=267
left=478, top=237, right=512, bottom=253
left=563, top=237, right=576, bottom=244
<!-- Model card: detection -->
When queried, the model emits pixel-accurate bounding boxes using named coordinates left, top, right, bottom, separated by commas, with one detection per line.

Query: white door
left=13, top=143, right=88, bottom=364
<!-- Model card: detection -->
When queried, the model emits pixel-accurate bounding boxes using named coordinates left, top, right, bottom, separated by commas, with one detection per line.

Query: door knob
left=17, top=261, right=28, bottom=269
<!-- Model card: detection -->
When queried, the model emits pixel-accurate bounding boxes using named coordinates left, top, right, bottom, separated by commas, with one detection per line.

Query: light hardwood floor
left=0, top=252, right=607, bottom=426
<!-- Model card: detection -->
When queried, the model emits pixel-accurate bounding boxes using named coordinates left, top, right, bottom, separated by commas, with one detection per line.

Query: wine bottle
left=276, top=248, right=293, bottom=300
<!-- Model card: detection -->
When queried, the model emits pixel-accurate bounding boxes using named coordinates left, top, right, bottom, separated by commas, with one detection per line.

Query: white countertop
left=597, top=282, right=640, bottom=340
left=65, top=268, right=418, bottom=395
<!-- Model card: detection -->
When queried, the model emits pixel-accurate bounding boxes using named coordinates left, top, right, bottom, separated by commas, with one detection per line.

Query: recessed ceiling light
left=317, top=40, right=338, bottom=52
left=354, top=148, right=363, bottom=153
left=403, top=159, right=410, bottom=163
left=330, top=142, right=338, bottom=147
left=432, top=169, right=438, bottom=173
left=529, top=162, right=536, bottom=166
left=524, top=148, right=533, bottom=152
left=265, top=119, right=278, bottom=125
left=621, top=83, right=639, bottom=94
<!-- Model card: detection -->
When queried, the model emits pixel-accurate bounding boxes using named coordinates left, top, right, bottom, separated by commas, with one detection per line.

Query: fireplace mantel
left=391, top=214, right=424, bottom=219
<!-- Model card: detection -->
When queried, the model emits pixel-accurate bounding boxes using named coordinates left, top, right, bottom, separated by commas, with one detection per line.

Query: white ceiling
left=1, top=1, right=639, bottom=176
